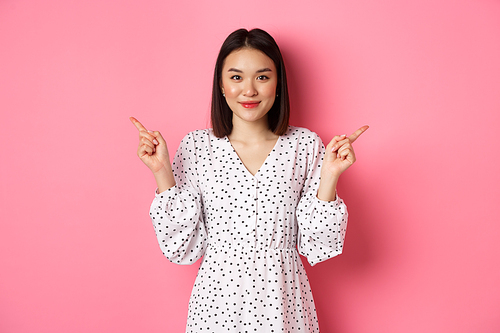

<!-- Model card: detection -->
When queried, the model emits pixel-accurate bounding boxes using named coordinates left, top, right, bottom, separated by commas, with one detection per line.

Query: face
left=220, top=48, right=278, bottom=126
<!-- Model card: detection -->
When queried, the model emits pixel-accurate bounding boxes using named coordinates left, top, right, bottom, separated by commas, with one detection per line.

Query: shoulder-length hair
left=211, top=28, right=290, bottom=138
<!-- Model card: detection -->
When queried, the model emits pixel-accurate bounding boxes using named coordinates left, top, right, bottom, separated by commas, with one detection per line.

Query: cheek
left=261, top=83, right=277, bottom=97
left=222, top=82, right=239, bottom=97
left=226, top=86, right=239, bottom=97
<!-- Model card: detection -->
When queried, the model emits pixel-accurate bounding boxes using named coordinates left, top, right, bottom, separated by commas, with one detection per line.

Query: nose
left=243, top=79, right=257, bottom=97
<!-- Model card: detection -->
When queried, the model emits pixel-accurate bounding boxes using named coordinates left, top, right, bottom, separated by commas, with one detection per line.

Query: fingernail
left=148, top=130, right=153, bottom=133
left=153, top=139, right=159, bottom=145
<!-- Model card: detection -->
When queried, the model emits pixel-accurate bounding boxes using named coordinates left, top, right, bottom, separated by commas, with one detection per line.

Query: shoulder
left=284, top=126, right=323, bottom=146
left=179, top=128, right=225, bottom=151
left=180, top=128, right=214, bottom=144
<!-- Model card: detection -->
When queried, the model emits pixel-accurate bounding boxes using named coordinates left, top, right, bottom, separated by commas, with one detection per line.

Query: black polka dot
left=149, top=126, right=348, bottom=332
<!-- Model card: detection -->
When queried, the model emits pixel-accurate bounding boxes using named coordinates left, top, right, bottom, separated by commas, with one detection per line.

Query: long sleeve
left=149, top=132, right=207, bottom=265
left=296, top=132, right=348, bottom=266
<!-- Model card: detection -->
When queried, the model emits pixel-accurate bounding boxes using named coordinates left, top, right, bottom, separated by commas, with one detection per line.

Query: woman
left=131, top=28, right=367, bottom=332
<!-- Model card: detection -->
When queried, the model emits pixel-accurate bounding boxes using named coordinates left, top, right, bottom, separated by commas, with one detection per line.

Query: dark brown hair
left=211, top=28, right=290, bottom=138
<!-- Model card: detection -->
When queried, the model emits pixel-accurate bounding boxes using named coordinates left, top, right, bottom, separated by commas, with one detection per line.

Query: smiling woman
left=131, top=28, right=367, bottom=333
left=211, top=29, right=291, bottom=138
left=221, top=48, right=278, bottom=128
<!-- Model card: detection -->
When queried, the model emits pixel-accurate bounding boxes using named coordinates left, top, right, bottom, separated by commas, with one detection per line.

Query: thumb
left=151, top=130, right=167, bottom=146
left=326, top=134, right=347, bottom=152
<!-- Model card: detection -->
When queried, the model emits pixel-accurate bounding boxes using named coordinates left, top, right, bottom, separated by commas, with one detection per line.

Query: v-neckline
left=225, top=135, right=282, bottom=178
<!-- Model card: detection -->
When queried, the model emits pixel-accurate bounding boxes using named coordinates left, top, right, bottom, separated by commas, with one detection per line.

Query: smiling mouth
left=240, top=101, right=260, bottom=108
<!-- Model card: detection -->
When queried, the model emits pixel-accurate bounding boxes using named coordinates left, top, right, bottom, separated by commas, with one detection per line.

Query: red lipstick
left=240, top=101, right=260, bottom=108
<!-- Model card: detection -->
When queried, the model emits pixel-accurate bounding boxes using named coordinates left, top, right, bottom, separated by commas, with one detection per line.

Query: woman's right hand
left=130, top=117, right=171, bottom=174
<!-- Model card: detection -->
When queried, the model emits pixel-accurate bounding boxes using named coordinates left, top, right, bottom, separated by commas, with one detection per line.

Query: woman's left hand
left=323, top=125, right=369, bottom=178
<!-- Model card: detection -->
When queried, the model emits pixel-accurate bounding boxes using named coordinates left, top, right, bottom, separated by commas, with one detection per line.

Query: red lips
left=239, top=101, right=260, bottom=108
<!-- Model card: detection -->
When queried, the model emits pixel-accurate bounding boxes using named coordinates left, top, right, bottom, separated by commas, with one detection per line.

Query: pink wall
left=1, top=0, right=499, bottom=332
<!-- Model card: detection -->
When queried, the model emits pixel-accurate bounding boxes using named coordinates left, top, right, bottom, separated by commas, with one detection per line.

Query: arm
left=131, top=118, right=206, bottom=264
left=296, top=126, right=368, bottom=266
left=149, top=132, right=207, bottom=264
left=296, top=132, right=347, bottom=265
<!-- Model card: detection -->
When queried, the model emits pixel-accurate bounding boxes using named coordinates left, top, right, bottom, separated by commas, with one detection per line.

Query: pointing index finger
left=130, top=117, right=147, bottom=132
left=348, top=125, right=369, bottom=143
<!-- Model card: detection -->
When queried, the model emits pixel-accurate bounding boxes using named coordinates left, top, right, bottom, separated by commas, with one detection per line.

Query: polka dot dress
left=150, top=126, right=348, bottom=333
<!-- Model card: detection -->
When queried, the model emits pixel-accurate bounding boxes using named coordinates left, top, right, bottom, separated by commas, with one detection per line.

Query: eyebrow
left=227, top=68, right=273, bottom=73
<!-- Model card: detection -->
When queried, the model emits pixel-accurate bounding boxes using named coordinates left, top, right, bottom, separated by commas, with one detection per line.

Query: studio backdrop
left=1, top=1, right=499, bottom=332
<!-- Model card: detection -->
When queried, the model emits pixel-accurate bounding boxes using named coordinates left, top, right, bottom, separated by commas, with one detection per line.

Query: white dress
left=150, top=126, right=348, bottom=333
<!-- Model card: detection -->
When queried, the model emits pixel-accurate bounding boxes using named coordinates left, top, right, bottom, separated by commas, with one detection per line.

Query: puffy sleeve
left=296, top=132, right=348, bottom=266
left=149, top=132, right=207, bottom=265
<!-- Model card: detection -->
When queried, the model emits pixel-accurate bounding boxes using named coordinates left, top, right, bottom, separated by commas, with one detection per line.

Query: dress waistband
left=206, top=243, right=296, bottom=251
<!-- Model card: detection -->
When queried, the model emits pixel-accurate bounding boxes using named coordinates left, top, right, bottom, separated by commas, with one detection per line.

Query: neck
left=229, top=115, right=276, bottom=143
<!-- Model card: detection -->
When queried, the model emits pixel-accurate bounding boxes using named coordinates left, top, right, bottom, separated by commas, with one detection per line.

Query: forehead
left=222, top=48, right=276, bottom=71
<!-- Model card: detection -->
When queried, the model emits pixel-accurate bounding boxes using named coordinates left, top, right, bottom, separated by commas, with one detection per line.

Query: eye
left=257, top=75, right=269, bottom=80
left=230, top=75, right=242, bottom=80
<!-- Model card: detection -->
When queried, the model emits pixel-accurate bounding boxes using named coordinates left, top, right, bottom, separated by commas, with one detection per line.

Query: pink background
left=1, top=0, right=499, bottom=332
